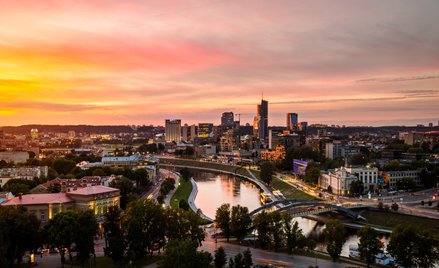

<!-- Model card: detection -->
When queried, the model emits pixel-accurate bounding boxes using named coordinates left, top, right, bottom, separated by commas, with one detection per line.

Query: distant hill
left=0, top=125, right=135, bottom=134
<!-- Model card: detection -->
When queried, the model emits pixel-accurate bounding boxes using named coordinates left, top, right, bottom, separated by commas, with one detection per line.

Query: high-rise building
left=30, top=129, right=39, bottom=139
left=286, top=113, right=298, bottom=131
left=257, top=99, right=268, bottom=142
left=198, top=123, right=213, bottom=138
left=165, top=119, right=181, bottom=143
left=221, top=112, right=234, bottom=131
left=182, top=124, right=189, bottom=142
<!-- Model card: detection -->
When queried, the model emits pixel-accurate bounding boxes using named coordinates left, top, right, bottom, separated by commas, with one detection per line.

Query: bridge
left=249, top=199, right=368, bottom=220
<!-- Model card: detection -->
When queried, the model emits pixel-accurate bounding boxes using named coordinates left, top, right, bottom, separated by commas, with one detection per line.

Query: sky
left=0, top=0, right=438, bottom=127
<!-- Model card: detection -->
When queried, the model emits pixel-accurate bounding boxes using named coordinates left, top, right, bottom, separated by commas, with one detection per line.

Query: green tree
left=387, top=225, right=417, bottom=268
left=123, top=199, right=166, bottom=259
left=260, top=161, right=274, bottom=185
left=304, top=163, right=321, bottom=185
left=242, top=248, right=253, bottom=268
left=158, top=239, right=212, bottom=268
left=253, top=211, right=272, bottom=249
left=179, top=199, right=190, bottom=211
left=215, top=204, right=231, bottom=242
left=51, top=158, right=76, bottom=175
left=396, top=177, right=416, bottom=191
left=0, top=206, right=40, bottom=267
left=357, top=226, right=383, bottom=267
left=45, top=212, right=78, bottom=266
left=349, top=153, right=368, bottom=166
left=75, top=210, right=98, bottom=264
left=323, top=219, right=345, bottom=261
left=230, top=205, right=252, bottom=242
left=391, top=203, right=399, bottom=211
left=415, top=231, right=439, bottom=268
left=110, top=177, right=135, bottom=209
left=133, top=168, right=150, bottom=188
left=349, top=180, right=364, bottom=196
left=282, top=214, right=303, bottom=254
left=214, top=247, right=227, bottom=268
left=269, top=211, right=284, bottom=251
left=103, top=206, right=124, bottom=263
left=92, top=168, right=106, bottom=177
left=180, top=168, right=193, bottom=182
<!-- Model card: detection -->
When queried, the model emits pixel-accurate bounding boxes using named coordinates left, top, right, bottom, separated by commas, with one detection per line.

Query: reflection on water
left=194, top=172, right=261, bottom=218
left=193, top=171, right=390, bottom=257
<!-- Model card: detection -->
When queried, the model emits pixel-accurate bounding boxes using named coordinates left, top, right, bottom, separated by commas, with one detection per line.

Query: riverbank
left=359, top=209, right=439, bottom=239
left=170, top=178, right=192, bottom=209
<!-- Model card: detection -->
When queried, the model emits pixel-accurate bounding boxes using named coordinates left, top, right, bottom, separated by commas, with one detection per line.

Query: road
left=199, top=227, right=361, bottom=268
left=278, top=172, right=439, bottom=219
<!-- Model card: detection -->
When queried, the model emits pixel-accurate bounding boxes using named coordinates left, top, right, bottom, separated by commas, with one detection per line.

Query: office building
left=198, top=123, right=213, bottom=138
left=256, top=99, right=268, bottom=142
left=165, top=119, right=181, bottom=143
left=0, top=151, right=29, bottom=164
left=221, top=112, right=234, bottom=131
left=286, top=113, right=298, bottom=132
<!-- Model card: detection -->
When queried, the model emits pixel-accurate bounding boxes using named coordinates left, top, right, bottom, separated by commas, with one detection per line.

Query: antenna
left=262, top=91, right=264, bottom=100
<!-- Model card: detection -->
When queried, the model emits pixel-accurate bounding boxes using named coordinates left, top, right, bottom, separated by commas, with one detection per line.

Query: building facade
left=165, top=119, right=181, bottom=143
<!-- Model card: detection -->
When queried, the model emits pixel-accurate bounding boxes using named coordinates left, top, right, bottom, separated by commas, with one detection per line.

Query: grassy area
left=360, top=210, right=439, bottom=239
left=270, top=177, right=318, bottom=201
left=170, top=177, right=193, bottom=209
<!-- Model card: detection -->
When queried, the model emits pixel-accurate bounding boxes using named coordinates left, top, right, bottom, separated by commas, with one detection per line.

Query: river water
left=193, top=171, right=390, bottom=257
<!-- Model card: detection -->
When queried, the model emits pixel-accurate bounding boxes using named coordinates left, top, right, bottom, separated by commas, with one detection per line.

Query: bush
left=391, top=203, right=399, bottom=211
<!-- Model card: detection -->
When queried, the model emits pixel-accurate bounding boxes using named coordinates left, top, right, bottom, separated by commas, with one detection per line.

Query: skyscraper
left=165, top=119, right=181, bottom=143
left=257, top=99, right=268, bottom=142
left=286, top=113, right=298, bottom=131
left=198, top=123, right=213, bottom=138
left=221, top=112, right=234, bottom=131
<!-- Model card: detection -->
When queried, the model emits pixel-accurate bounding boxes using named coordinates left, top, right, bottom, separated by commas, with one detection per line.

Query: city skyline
left=1, top=1, right=439, bottom=126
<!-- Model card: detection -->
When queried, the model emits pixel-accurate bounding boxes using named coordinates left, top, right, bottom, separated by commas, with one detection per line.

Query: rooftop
left=68, top=185, right=119, bottom=196
left=2, top=193, right=74, bottom=206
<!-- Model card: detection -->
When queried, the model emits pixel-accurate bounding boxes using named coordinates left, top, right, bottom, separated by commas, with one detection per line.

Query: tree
left=75, top=210, right=98, bottom=264
left=260, top=161, right=274, bottom=185
left=387, top=225, right=418, bottom=268
left=396, top=177, right=416, bottom=191
left=242, top=248, right=253, bottom=268
left=45, top=212, right=78, bottom=266
left=323, top=219, right=345, bottom=261
left=214, top=247, right=227, bottom=268
left=304, top=163, right=321, bottom=185
left=0, top=206, right=40, bottom=267
left=349, top=180, right=364, bottom=196
left=103, top=206, right=124, bottom=263
left=158, top=239, right=211, bottom=268
left=230, top=205, right=252, bottom=242
left=92, top=168, right=106, bottom=177
left=51, top=158, right=76, bottom=175
left=179, top=199, right=190, bottom=211
left=164, top=208, right=205, bottom=246
left=269, top=211, right=284, bottom=251
left=253, top=211, right=271, bottom=249
left=282, top=214, right=303, bottom=254
left=377, top=202, right=384, bottom=210
left=133, top=168, right=150, bottom=188
left=110, top=177, right=135, bottom=209
left=349, top=153, right=367, bottom=166
left=180, top=168, right=193, bottom=182
left=123, top=199, right=166, bottom=260
left=357, top=226, right=383, bottom=267
left=215, top=204, right=231, bottom=242
left=391, top=203, right=399, bottom=211
left=415, top=231, right=439, bottom=268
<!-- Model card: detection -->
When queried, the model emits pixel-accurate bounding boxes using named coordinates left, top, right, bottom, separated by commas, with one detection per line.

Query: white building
left=0, top=151, right=30, bottom=164
left=165, top=119, right=181, bottom=143
left=0, top=166, right=49, bottom=187
left=325, top=141, right=343, bottom=159
left=319, top=167, right=358, bottom=195
left=345, top=166, right=378, bottom=192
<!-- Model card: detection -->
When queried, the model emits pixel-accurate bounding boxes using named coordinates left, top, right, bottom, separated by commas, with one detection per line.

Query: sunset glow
left=1, top=0, right=438, bottom=126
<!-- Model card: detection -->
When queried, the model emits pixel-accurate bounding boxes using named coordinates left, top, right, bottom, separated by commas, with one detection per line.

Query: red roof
left=67, top=185, right=119, bottom=196
left=2, top=193, right=74, bottom=206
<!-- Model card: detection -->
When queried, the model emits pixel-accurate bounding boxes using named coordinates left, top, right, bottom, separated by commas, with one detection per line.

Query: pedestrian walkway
left=163, top=171, right=179, bottom=206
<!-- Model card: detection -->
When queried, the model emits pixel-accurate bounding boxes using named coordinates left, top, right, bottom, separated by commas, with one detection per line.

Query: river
left=193, top=171, right=390, bottom=257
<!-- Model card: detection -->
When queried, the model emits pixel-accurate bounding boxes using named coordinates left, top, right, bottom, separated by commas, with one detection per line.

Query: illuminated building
left=1, top=185, right=120, bottom=223
left=30, top=128, right=39, bottom=139
left=286, top=113, right=298, bottom=132
left=198, top=123, right=213, bottom=138
left=165, top=119, right=181, bottom=143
